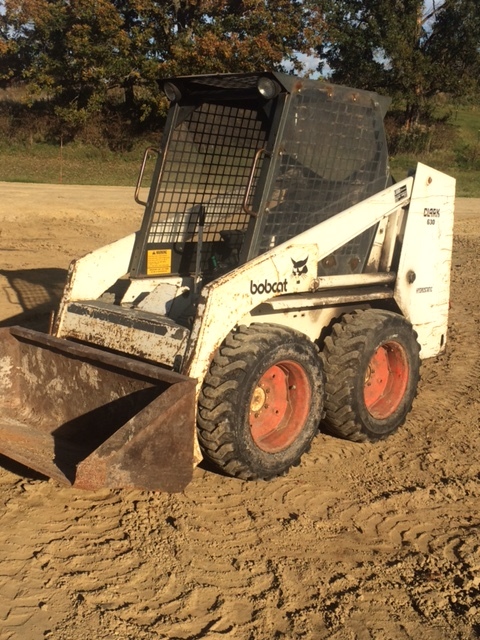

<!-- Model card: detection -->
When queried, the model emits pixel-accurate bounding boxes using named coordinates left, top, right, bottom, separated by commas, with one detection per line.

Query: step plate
left=61, top=301, right=190, bottom=367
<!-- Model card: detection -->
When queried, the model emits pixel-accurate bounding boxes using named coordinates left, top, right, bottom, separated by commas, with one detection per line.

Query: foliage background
left=0, top=0, right=479, bottom=192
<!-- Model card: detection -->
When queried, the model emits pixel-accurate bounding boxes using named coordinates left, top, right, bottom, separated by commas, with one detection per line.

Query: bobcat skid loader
left=0, top=73, right=455, bottom=493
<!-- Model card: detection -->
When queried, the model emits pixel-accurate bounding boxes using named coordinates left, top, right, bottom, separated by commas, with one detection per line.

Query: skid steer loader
left=0, top=73, right=455, bottom=493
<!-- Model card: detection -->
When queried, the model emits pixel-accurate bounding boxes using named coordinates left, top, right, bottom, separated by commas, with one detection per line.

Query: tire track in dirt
left=0, top=479, right=138, bottom=639
left=1, top=426, right=478, bottom=639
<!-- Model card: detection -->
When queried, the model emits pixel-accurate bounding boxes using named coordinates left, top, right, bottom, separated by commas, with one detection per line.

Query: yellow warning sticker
left=147, top=249, right=172, bottom=275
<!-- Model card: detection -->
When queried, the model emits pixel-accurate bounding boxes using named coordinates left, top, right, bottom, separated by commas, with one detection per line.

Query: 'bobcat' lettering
left=250, top=279, right=288, bottom=295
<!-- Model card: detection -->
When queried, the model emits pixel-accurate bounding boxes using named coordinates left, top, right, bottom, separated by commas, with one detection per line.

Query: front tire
left=198, top=324, right=324, bottom=480
left=322, top=309, right=420, bottom=442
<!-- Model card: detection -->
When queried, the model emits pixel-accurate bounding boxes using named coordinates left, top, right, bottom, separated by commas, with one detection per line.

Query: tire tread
left=322, top=309, right=420, bottom=442
left=198, top=323, right=323, bottom=480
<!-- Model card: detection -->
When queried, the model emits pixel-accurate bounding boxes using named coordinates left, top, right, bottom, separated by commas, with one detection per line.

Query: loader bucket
left=0, top=326, right=197, bottom=492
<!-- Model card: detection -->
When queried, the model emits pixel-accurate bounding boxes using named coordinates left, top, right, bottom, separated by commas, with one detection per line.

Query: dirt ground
left=0, top=182, right=479, bottom=640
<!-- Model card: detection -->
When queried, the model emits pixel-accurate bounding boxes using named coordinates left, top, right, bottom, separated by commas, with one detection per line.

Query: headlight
left=257, top=77, right=280, bottom=100
left=163, top=82, right=182, bottom=102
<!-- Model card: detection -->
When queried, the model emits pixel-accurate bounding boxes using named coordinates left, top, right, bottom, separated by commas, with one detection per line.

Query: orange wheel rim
left=364, top=341, right=409, bottom=419
left=249, top=361, right=311, bottom=453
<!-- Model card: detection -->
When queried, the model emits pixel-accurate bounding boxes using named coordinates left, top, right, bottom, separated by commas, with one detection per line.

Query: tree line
left=1, top=0, right=479, bottom=145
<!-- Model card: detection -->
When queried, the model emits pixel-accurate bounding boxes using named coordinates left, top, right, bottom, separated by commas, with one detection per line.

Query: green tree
left=425, top=0, right=480, bottom=101
left=151, top=0, right=324, bottom=76
left=2, top=1, right=133, bottom=120
left=318, top=0, right=480, bottom=127
left=1, top=0, right=325, bottom=130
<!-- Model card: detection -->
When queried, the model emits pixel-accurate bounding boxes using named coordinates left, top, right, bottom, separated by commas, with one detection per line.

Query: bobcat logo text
left=250, top=279, right=288, bottom=295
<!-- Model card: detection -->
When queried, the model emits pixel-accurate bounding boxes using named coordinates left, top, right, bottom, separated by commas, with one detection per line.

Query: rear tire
left=198, top=324, right=324, bottom=480
left=322, top=309, right=420, bottom=442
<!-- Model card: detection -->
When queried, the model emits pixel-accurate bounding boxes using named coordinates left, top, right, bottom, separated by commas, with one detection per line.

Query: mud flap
left=0, top=326, right=197, bottom=492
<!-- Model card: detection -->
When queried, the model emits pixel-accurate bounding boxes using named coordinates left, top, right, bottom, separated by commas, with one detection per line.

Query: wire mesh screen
left=258, top=86, right=389, bottom=275
left=145, top=102, right=269, bottom=276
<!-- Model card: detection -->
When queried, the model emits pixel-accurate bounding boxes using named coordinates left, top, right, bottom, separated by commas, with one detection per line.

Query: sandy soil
left=0, top=182, right=479, bottom=640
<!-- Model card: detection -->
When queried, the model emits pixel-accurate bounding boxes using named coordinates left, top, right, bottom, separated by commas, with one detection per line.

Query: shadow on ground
left=0, top=267, right=67, bottom=331
left=0, top=454, right=49, bottom=483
